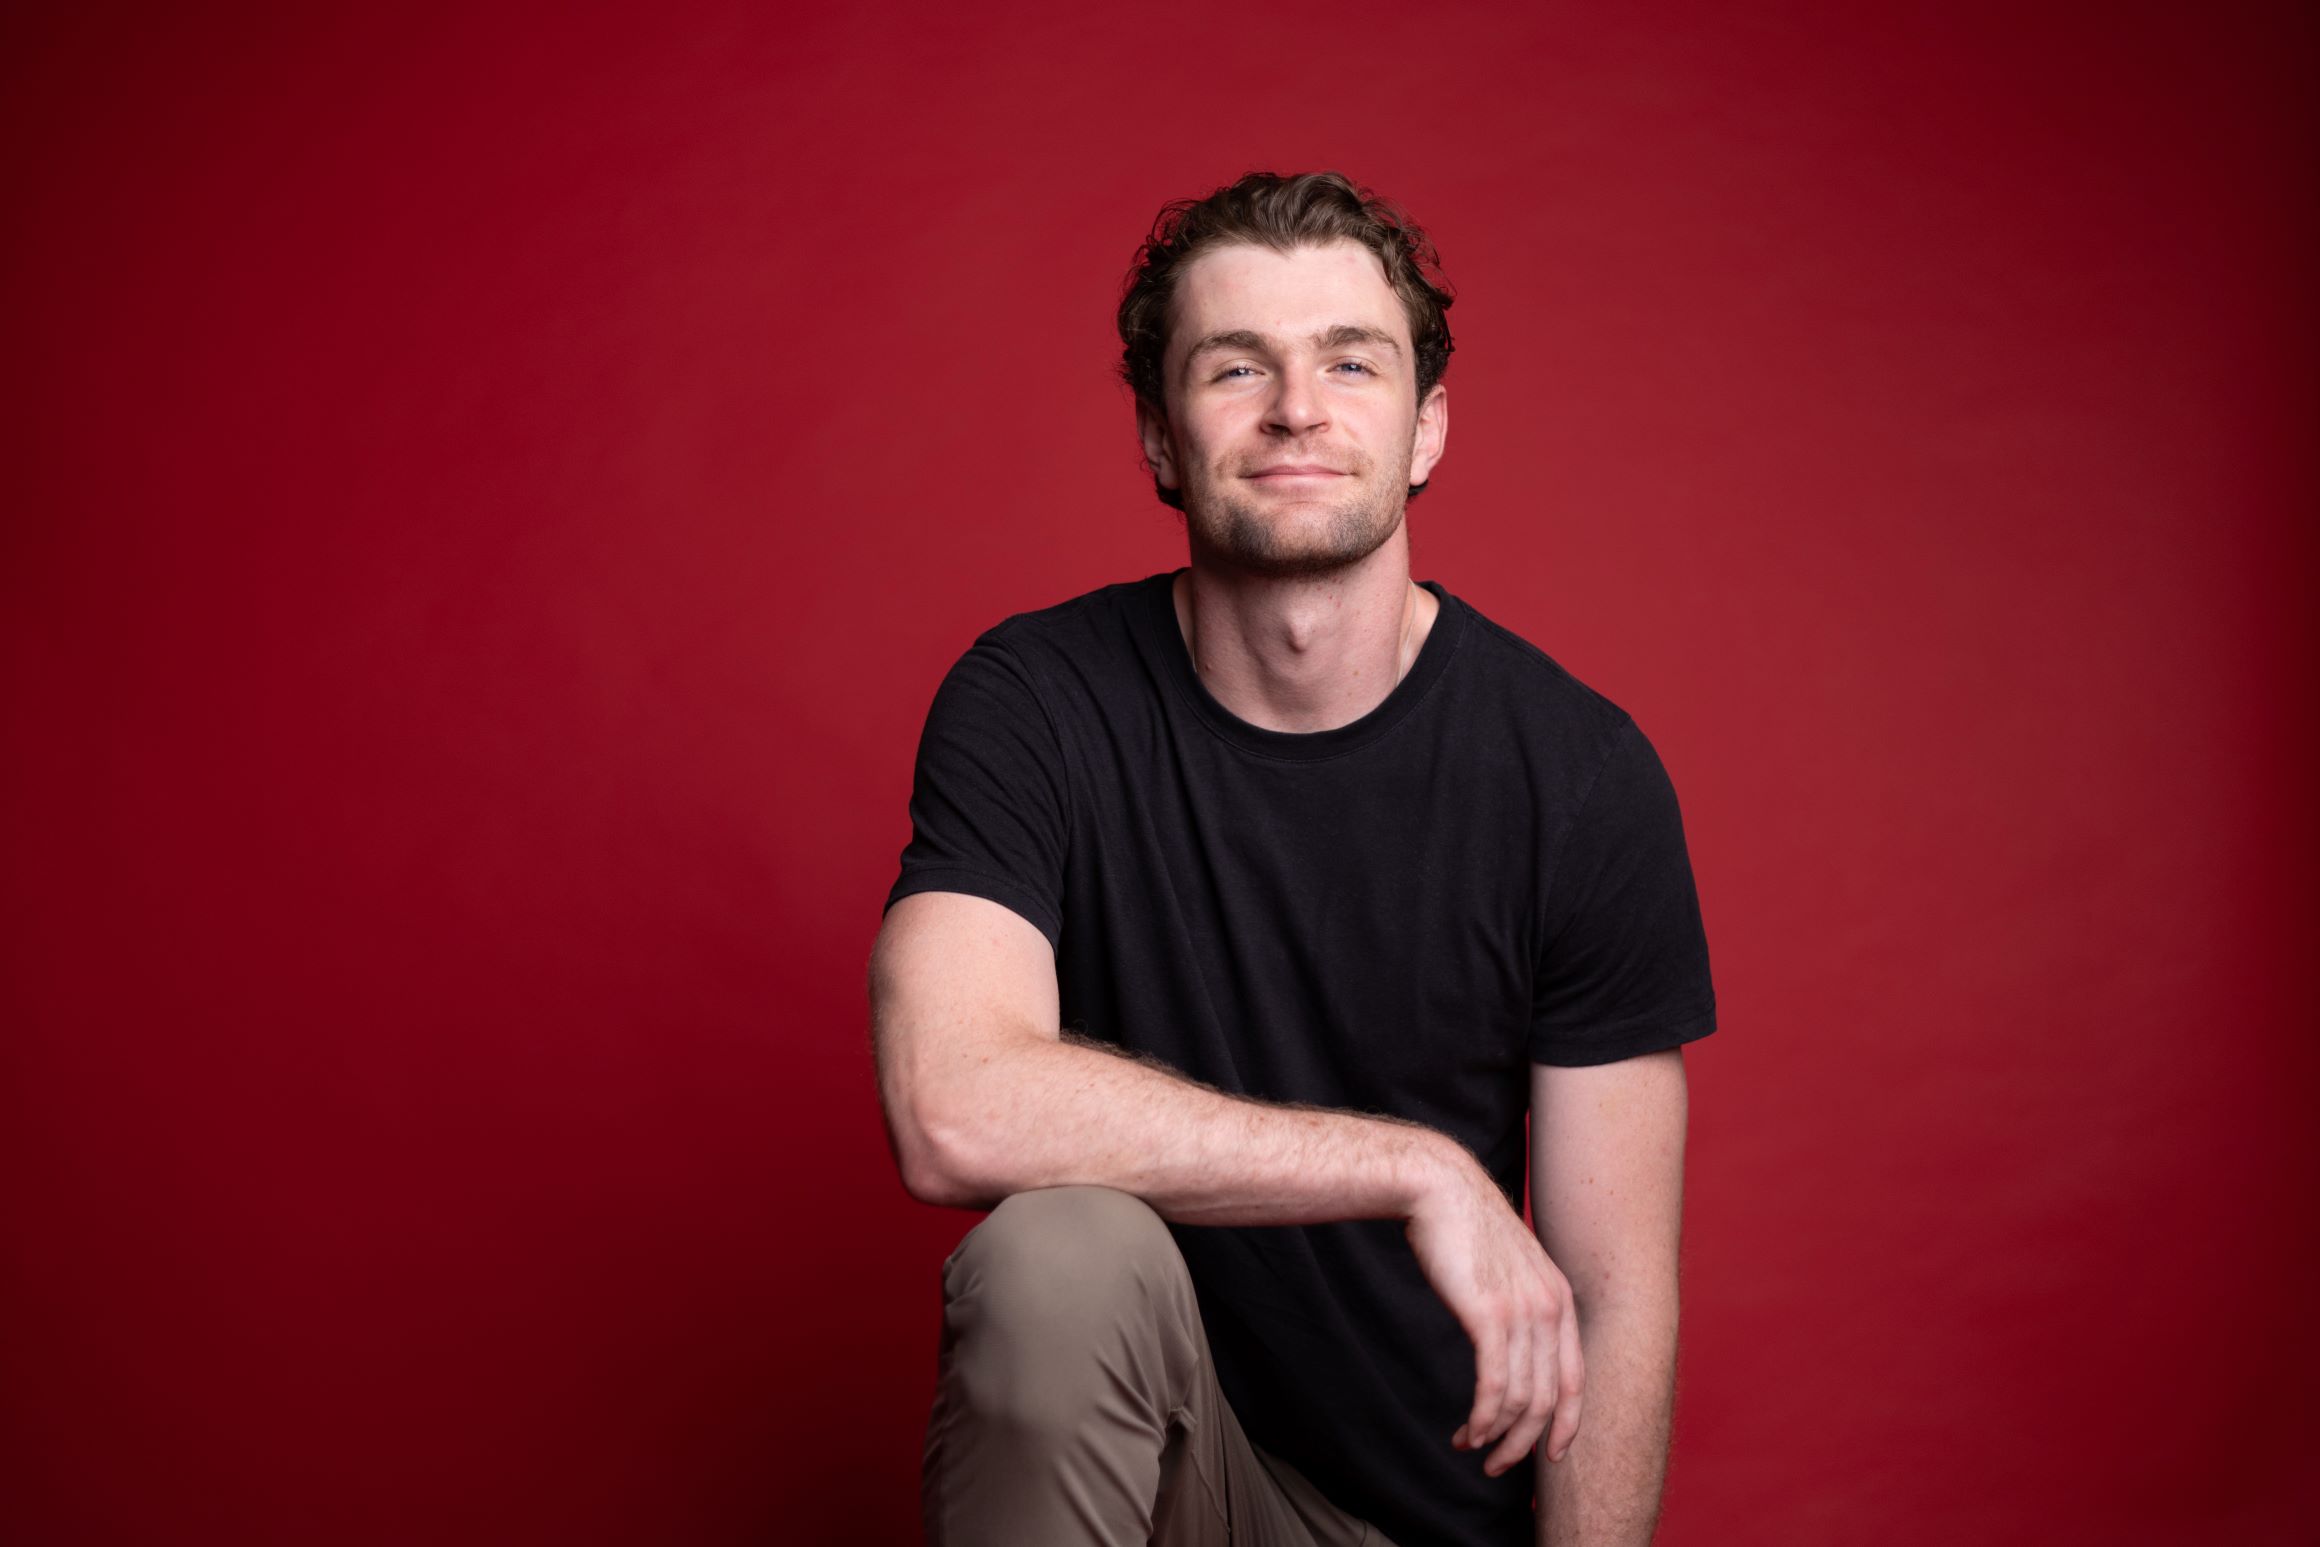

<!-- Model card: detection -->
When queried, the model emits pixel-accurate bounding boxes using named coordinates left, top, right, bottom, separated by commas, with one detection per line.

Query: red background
left=4, top=3, right=2314, bottom=1542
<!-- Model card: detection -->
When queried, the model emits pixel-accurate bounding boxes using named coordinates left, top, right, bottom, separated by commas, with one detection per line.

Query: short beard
left=1191, top=488, right=1405, bottom=579
left=1181, top=439, right=1416, bottom=580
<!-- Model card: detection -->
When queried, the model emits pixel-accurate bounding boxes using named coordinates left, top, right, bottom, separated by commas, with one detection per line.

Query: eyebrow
left=1184, top=324, right=1404, bottom=366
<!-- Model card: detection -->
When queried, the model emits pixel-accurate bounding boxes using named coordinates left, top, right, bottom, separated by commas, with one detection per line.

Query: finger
left=1488, top=1303, right=1557, bottom=1476
left=1481, top=1311, right=1534, bottom=1456
left=1460, top=1311, right=1509, bottom=1451
left=1544, top=1293, right=1586, bottom=1462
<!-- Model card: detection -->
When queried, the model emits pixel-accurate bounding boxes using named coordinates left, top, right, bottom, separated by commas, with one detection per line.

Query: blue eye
left=1334, top=361, right=1375, bottom=375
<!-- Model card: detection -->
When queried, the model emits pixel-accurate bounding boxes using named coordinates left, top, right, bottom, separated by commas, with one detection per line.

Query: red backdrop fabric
left=4, top=3, right=2313, bottom=1542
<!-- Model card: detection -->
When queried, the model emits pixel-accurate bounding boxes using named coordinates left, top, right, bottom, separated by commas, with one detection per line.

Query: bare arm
left=1528, top=1049, right=1689, bottom=1547
left=870, top=888, right=1597, bottom=1476
left=868, top=889, right=1459, bottom=1224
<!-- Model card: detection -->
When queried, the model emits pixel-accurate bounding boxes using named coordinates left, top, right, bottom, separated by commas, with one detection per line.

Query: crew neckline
left=1134, top=567, right=1467, bottom=761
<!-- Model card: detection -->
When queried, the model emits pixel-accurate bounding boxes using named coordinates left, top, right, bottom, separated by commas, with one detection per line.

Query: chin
left=1188, top=492, right=1404, bottom=578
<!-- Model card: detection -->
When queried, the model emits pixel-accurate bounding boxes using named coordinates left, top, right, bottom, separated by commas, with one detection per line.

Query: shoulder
left=1446, top=587, right=1639, bottom=767
left=964, top=573, right=1153, bottom=670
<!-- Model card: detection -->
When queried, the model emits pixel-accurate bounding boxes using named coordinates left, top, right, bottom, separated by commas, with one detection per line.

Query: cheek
left=1179, top=416, right=1242, bottom=468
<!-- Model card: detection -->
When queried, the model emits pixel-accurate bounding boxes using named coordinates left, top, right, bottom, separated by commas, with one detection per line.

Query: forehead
left=1166, top=240, right=1407, bottom=356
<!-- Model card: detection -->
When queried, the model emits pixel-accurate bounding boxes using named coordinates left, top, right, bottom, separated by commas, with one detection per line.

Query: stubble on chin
left=1187, top=463, right=1409, bottom=580
left=1197, top=499, right=1373, bottom=578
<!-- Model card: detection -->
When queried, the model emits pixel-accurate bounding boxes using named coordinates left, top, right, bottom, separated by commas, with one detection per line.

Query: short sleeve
left=1530, top=718, right=1717, bottom=1066
left=882, top=632, right=1070, bottom=951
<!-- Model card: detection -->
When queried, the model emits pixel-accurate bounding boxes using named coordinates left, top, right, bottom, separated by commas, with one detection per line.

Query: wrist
left=1395, top=1125, right=1477, bottom=1221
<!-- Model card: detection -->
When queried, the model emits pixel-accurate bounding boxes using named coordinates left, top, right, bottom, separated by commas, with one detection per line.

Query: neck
left=1169, top=543, right=1438, bottom=735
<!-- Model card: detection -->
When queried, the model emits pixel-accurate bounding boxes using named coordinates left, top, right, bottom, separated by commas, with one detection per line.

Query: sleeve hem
left=883, top=867, right=1062, bottom=953
left=1528, top=1001, right=1717, bottom=1068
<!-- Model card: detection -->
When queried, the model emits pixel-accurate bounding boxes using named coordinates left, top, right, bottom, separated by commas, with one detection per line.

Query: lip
left=1246, top=466, right=1345, bottom=479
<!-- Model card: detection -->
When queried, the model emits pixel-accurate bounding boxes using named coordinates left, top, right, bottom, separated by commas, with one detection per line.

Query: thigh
left=925, top=1185, right=1401, bottom=1547
left=1150, top=1272, right=1400, bottom=1547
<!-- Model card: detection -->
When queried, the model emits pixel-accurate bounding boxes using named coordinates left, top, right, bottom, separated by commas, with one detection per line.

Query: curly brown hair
left=1115, top=170, right=1457, bottom=509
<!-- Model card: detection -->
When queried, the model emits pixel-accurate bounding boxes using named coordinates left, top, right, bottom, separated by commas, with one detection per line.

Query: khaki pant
left=922, top=1185, right=1402, bottom=1546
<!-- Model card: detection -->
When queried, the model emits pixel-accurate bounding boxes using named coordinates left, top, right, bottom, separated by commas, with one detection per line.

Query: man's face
left=1137, top=240, right=1448, bottom=578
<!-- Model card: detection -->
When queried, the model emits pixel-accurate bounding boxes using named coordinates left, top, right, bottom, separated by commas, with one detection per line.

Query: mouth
left=1245, top=466, right=1347, bottom=480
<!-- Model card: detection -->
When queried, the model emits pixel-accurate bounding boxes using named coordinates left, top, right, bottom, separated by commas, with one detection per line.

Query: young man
left=871, top=171, right=1717, bottom=1547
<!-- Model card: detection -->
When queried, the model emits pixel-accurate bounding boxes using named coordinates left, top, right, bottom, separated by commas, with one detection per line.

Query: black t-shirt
left=884, top=568, right=1717, bottom=1547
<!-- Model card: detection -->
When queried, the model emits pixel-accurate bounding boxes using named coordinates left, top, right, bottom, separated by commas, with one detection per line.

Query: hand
left=1403, top=1148, right=1585, bottom=1477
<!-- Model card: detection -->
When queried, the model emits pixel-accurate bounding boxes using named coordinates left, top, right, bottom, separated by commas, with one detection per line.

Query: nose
left=1264, top=367, right=1328, bottom=437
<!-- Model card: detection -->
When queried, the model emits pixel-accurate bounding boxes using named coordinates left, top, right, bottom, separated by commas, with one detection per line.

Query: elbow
left=899, top=1155, right=956, bottom=1208
left=873, top=1027, right=982, bottom=1207
left=899, top=1137, right=970, bottom=1209
left=892, top=1095, right=995, bottom=1209
left=874, top=1014, right=1046, bottom=1209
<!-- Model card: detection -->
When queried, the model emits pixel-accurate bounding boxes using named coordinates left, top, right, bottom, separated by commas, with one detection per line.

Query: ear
left=1408, top=381, right=1449, bottom=486
left=1135, top=396, right=1183, bottom=493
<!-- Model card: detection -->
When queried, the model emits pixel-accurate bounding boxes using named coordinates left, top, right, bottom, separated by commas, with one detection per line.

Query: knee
left=945, top=1185, right=1187, bottom=1326
left=938, top=1187, right=1195, bottom=1434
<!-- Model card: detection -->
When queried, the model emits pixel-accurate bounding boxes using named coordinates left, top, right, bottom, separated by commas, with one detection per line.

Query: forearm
left=1535, top=1299, right=1678, bottom=1547
left=914, top=1028, right=1462, bottom=1226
